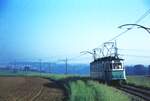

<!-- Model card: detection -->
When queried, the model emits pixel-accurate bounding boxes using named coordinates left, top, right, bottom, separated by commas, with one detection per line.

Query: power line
left=118, top=48, right=150, bottom=52
left=59, top=8, right=150, bottom=63
left=67, top=53, right=89, bottom=61
left=96, top=8, right=150, bottom=48
left=122, top=54, right=150, bottom=58
left=112, top=8, right=150, bottom=41
left=135, top=9, right=150, bottom=24
left=108, top=29, right=130, bottom=42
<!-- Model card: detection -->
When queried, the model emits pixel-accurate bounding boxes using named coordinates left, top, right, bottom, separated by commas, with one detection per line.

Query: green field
left=0, top=70, right=144, bottom=101
left=126, top=76, right=150, bottom=88
left=0, top=70, right=71, bottom=79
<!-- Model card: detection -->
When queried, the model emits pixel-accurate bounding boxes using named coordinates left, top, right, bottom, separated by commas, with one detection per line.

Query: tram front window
left=113, top=63, right=122, bottom=69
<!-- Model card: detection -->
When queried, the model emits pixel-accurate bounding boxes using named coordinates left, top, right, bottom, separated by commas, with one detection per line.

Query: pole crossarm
left=80, top=50, right=96, bottom=60
left=118, top=24, right=150, bottom=34
left=80, top=51, right=93, bottom=55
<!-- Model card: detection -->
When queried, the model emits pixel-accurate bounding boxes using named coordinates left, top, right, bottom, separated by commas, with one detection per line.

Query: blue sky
left=0, top=0, right=150, bottom=65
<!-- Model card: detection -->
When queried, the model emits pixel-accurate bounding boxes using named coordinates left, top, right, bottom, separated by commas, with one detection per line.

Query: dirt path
left=0, top=77, right=65, bottom=101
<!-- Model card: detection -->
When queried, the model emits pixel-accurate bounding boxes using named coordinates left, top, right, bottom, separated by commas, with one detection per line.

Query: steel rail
left=118, top=84, right=150, bottom=101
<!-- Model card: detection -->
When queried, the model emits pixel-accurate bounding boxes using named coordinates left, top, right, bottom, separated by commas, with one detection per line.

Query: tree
left=24, top=66, right=30, bottom=72
left=148, top=65, right=150, bottom=75
left=134, top=64, right=146, bottom=75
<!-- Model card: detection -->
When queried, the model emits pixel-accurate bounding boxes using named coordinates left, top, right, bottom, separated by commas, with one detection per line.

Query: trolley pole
left=119, top=24, right=150, bottom=34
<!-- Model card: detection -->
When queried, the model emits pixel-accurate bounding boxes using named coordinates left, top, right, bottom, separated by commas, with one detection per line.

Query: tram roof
left=91, top=56, right=124, bottom=63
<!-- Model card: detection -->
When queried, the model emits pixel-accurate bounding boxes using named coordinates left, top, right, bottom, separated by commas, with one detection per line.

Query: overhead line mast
left=58, top=57, right=68, bottom=75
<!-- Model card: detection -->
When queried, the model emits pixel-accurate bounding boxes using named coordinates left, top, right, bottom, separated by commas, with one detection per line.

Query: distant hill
left=0, top=62, right=90, bottom=76
left=125, top=64, right=150, bottom=75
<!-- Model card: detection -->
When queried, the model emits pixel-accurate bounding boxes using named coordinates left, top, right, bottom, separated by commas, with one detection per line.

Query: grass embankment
left=126, top=76, right=150, bottom=89
left=67, top=80, right=131, bottom=101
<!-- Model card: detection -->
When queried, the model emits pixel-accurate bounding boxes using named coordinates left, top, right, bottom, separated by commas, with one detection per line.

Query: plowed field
left=0, top=77, right=65, bottom=101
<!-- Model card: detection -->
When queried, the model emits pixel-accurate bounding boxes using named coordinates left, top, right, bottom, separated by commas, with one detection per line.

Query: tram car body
left=90, top=56, right=126, bottom=83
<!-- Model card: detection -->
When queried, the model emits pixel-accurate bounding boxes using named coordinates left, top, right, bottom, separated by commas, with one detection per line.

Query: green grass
left=0, top=70, right=27, bottom=76
left=67, top=80, right=131, bottom=101
left=126, top=76, right=150, bottom=88
left=0, top=70, right=70, bottom=80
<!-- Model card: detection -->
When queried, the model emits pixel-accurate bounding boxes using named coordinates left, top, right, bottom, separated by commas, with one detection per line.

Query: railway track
left=117, top=84, right=150, bottom=101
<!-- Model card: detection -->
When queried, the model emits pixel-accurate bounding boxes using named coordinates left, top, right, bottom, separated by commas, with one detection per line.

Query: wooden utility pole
left=13, top=60, right=16, bottom=73
left=65, top=58, right=68, bottom=75
left=39, top=59, right=42, bottom=76
left=49, top=62, right=51, bottom=73
left=59, top=58, right=68, bottom=75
